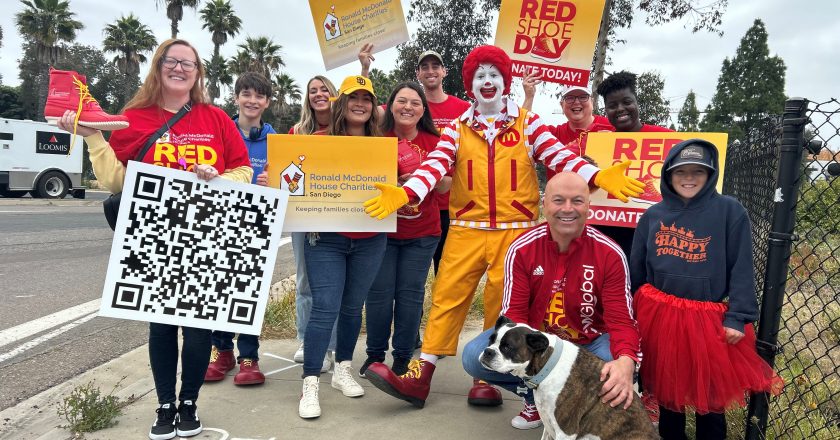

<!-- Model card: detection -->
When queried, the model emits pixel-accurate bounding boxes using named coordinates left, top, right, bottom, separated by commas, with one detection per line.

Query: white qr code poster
left=99, top=161, right=289, bottom=335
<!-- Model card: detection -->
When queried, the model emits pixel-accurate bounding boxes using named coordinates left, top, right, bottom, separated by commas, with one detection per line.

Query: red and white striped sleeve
left=525, top=112, right=600, bottom=183
left=501, top=227, right=545, bottom=324
left=402, top=119, right=460, bottom=202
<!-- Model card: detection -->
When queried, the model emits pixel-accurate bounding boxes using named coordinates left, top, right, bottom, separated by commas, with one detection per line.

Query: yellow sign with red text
left=495, top=0, right=606, bottom=86
left=267, top=134, right=397, bottom=232
left=309, top=0, right=409, bottom=70
left=584, top=132, right=729, bottom=227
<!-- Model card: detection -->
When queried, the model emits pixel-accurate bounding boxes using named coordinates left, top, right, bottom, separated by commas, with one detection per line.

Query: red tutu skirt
left=634, top=284, right=784, bottom=414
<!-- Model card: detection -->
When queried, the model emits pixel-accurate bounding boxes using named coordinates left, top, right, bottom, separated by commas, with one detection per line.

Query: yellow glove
left=363, top=183, right=409, bottom=220
left=593, top=160, right=645, bottom=203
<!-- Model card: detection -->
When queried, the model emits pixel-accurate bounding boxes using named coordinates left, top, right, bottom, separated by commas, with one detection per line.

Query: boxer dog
left=480, top=316, right=657, bottom=440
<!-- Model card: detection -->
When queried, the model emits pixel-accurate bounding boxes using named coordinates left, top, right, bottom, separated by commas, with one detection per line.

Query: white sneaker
left=331, top=360, right=364, bottom=397
left=293, top=342, right=304, bottom=363
left=299, top=376, right=321, bottom=419
left=321, top=351, right=333, bottom=373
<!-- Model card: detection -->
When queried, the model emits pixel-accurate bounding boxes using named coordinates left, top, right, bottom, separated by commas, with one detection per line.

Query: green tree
left=368, top=68, right=398, bottom=106
left=636, top=71, right=670, bottom=126
left=200, top=0, right=241, bottom=102
left=204, top=54, right=233, bottom=103
left=271, top=72, right=300, bottom=118
left=156, top=0, right=201, bottom=39
left=102, top=14, right=157, bottom=102
left=677, top=90, right=700, bottom=131
left=394, top=0, right=493, bottom=98
left=0, top=86, right=26, bottom=118
left=229, top=36, right=284, bottom=79
left=700, top=19, right=786, bottom=142
left=15, top=0, right=84, bottom=117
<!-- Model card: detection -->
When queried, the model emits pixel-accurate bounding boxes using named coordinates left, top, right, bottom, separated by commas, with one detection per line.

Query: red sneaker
left=511, top=401, right=542, bottom=430
left=632, top=175, right=663, bottom=204
left=530, top=33, right=563, bottom=63
left=44, top=68, right=129, bottom=131
left=233, top=358, right=265, bottom=385
left=642, top=392, right=660, bottom=426
left=204, top=346, right=235, bottom=382
left=468, top=378, right=503, bottom=406
left=365, top=359, right=435, bottom=408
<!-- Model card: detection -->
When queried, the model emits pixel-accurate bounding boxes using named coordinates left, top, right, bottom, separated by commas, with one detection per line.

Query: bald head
left=543, top=172, right=590, bottom=245
left=545, top=172, right=590, bottom=202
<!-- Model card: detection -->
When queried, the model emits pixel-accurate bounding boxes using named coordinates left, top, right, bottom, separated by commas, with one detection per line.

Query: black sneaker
left=359, top=355, right=385, bottom=378
left=148, top=402, right=177, bottom=440
left=392, top=356, right=411, bottom=376
left=175, top=400, right=203, bottom=437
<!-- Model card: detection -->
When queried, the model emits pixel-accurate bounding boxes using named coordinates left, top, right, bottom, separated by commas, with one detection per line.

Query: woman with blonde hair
left=57, top=39, right=251, bottom=440
left=298, top=75, right=386, bottom=419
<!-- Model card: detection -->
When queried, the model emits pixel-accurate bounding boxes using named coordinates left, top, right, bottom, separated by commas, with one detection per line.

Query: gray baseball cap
left=666, top=142, right=715, bottom=171
left=417, top=50, right=444, bottom=67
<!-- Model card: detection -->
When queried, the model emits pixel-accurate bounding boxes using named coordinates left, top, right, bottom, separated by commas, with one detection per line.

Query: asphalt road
left=0, top=195, right=295, bottom=411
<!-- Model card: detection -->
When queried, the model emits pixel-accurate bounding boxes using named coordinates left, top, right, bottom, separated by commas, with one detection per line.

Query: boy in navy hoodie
left=205, top=72, right=277, bottom=385
left=629, top=139, right=782, bottom=439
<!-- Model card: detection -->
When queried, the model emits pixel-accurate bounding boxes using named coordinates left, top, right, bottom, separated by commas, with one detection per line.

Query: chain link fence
left=724, top=99, right=840, bottom=439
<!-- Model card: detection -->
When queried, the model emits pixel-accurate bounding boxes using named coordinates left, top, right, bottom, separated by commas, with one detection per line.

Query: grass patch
left=57, top=378, right=134, bottom=435
left=260, top=279, right=297, bottom=339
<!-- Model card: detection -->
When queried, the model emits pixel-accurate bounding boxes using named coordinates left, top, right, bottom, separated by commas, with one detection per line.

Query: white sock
left=419, top=353, right=439, bottom=365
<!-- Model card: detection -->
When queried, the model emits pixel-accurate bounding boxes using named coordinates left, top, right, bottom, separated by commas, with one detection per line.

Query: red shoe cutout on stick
left=44, top=68, right=129, bottom=154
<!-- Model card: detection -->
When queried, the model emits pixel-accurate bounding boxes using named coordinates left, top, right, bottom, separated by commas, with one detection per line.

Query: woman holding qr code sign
left=56, top=39, right=252, bottom=440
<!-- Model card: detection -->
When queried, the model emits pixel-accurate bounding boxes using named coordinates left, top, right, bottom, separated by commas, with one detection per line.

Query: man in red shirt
left=462, top=172, right=641, bottom=430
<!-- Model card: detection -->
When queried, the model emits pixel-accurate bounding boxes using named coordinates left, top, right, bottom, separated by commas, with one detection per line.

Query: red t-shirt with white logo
left=427, top=95, right=470, bottom=212
left=388, top=130, right=441, bottom=240
left=111, top=104, right=250, bottom=172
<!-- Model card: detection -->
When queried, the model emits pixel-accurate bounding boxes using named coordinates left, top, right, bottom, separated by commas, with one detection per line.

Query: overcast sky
left=1, top=0, right=837, bottom=126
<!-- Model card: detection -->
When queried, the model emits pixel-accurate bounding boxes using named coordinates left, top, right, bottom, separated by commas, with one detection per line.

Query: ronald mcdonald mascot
left=363, top=45, right=643, bottom=410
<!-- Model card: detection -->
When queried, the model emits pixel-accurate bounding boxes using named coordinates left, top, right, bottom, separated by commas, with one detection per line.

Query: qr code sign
left=100, top=162, right=289, bottom=334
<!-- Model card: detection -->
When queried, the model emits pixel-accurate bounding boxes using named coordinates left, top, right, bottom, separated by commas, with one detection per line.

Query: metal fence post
left=745, top=98, right=809, bottom=439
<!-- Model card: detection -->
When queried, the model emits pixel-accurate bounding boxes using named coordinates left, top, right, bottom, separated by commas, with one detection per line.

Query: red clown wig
left=462, top=45, right=513, bottom=99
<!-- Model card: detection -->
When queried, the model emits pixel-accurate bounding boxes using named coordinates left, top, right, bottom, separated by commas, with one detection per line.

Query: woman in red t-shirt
left=57, top=39, right=251, bottom=440
left=360, top=82, right=443, bottom=378
left=298, top=76, right=387, bottom=419
left=288, top=76, right=338, bottom=371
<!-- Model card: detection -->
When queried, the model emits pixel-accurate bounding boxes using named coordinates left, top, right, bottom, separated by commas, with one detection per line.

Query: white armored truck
left=0, top=117, right=85, bottom=199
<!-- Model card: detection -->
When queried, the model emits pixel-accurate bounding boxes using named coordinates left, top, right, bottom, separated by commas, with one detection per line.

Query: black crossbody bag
left=103, top=104, right=191, bottom=230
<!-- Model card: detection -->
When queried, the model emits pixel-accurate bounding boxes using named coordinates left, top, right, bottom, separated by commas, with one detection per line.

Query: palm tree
left=156, top=0, right=201, bottom=39
left=228, top=36, right=284, bottom=79
left=199, top=0, right=240, bottom=102
left=204, top=54, right=232, bottom=103
left=15, top=0, right=84, bottom=116
left=103, top=14, right=157, bottom=101
left=271, top=72, right=301, bottom=117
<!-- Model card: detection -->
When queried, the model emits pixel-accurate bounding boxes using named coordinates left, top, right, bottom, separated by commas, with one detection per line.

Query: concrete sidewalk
left=1, top=329, right=540, bottom=440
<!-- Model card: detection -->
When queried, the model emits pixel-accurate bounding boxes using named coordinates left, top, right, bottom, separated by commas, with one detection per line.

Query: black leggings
left=148, top=323, right=211, bottom=404
left=659, top=406, right=726, bottom=440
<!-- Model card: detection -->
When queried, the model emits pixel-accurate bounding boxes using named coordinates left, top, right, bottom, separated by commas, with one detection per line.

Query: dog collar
left=524, top=335, right=563, bottom=389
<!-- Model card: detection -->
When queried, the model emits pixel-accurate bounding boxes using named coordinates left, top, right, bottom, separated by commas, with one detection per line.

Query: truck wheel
left=34, top=171, right=69, bottom=199
left=0, top=188, right=29, bottom=198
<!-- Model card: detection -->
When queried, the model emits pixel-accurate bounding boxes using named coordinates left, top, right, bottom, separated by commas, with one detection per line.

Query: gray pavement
left=0, top=329, right=540, bottom=440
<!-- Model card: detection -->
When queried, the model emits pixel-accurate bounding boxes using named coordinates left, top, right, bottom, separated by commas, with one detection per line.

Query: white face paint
left=471, top=63, right=504, bottom=113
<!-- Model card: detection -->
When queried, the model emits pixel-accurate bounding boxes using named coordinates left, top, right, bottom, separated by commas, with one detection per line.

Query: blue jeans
left=210, top=331, right=259, bottom=361
left=365, top=236, right=439, bottom=360
left=149, top=323, right=211, bottom=404
left=293, top=232, right=337, bottom=351
left=462, top=328, right=613, bottom=404
left=302, top=233, right=387, bottom=377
